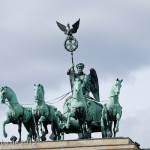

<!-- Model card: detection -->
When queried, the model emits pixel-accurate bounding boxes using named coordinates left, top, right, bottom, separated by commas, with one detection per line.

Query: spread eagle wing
left=56, top=21, right=67, bottom=35
left=70, top=18, right=80, bottom=34
left=88, top=68, right=100, bottom=102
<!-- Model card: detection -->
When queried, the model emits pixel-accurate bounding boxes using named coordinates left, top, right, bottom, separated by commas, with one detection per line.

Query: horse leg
left=107, top=121, right=113, bottom=137
left=78, top=120, right=86, bottom=139
left=23, top=122, right=32, bottom=142
left=66, top=113, right=71, bottom=129
left=50, top=123, right=57, bottom=141
left=50, top=120, right=61, bottom=141
left=115, top=113, right=121, bottom=133
left=52, top=118, right=61, bottom=141
left=18, top=120, right=22, bottom=142
left=40, top=121, right=47, bottom=141
left=39, top=116, right=48, bottom=141
left=3, top=118, right=10, bottom=138
left=101, top=117, right=107, bottom=138
left=86, top=121, right=92, bottom=139
left=39, top=120, right=43, bottom=136
left=33, top=116, right=40, bottom=141
left=78, top=120, right=83, bottom=139
left=42, top=122, right=48, bottom=135
left=113, top=119, right=117, bottom=137
left=66, top=111, right=74, bottom=129
left=101, top=118, right=105, bottom=138
left=30, top=118, right=37, bottom=141
left=27, top=116, right=37, bottom=141
left=101, top=106, right=109, bottom=138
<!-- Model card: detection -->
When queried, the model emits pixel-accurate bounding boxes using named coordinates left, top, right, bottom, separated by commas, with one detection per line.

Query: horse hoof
left=115, top=128, right=119, bottom=132
left=4, top=132, right=8, bottom=138
left=78, top=133, right=84, bottom=139
left=41, top=136, right=46, bottom=141
left=49, top=133, right=56, bottom=141
left=85, top=131, right=91, bottom=139
left=107, top=131, right=112, bottom=137
left=36, top=137, right=40, bottom=142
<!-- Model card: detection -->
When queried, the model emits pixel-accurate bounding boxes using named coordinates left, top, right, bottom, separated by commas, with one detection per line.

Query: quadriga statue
left=32, top=84, right=61, bottom=141
left=56, top=63, right=103, bottom=139
left=101, top=78, right=123, bottom=138
left=0, top=86, right=36, bottom=142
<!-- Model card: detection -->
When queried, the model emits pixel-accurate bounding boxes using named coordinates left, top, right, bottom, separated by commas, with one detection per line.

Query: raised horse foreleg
left=3, top=118, right=11, bottom=138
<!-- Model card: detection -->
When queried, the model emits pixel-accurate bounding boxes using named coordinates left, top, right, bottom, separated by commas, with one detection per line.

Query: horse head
left=34, top=84, right=45, bottom=103
left=0, top=86, right=12, bottom=104
left=0, top=87, right=6, bottom=103
left=0, top=86, right=18, bottom=105
left=72, top=79, right=83, bottom=99
left=110, top=78, right=123, bottom=97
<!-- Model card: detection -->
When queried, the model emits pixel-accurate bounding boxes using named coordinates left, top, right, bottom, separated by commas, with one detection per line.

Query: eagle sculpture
left=56, top=19, right=80, bottom=36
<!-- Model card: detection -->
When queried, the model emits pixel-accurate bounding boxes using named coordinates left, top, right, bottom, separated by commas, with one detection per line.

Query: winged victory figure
left=67, top=63, right=100, bottom=102
left=56, top=19, right=80, bottom=36
left=88, top=68, right=100, bottom=102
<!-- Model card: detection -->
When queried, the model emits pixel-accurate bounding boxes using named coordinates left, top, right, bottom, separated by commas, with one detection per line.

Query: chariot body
left=56, top=64, right=104, bottom=139
left=62, top=95, right=103, bottom=134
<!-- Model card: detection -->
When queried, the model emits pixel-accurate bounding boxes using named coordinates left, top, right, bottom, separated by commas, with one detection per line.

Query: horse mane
left=4, top=86, right=15, bottom=94
left=40, top=84, right=45, bottom=99
left=3, top=86, right=19, bottom=103
left=109, top=79, right=122, bottom=97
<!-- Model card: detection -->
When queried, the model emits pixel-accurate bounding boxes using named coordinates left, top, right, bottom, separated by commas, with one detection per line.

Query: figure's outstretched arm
left=67, top=65, right=75, bottom=75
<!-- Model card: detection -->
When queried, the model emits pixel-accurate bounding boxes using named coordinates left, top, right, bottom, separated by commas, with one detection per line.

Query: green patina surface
left=0, top=19, right=123, bottom=142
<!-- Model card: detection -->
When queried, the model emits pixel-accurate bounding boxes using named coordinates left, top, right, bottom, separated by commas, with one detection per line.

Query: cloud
left=1, top=0, right=150, bottom=81
left=118, top=108, right=150, bottom=149
left=0, top=0, right=150, bottom=148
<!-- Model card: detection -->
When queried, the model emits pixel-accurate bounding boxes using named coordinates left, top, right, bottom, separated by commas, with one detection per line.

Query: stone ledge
left=0, top=137, right=140, bottom=150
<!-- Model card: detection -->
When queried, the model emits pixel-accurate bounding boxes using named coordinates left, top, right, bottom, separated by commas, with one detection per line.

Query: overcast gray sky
left=0, top=0, right=150, bottom=148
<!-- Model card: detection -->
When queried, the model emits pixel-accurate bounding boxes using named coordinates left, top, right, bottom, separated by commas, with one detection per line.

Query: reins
left=2, top=91, right=72, bottom=106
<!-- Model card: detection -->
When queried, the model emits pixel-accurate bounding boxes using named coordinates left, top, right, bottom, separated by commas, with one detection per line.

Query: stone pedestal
left=0, top=137, right=140, bottom=150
